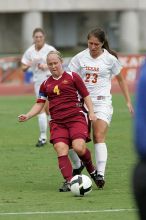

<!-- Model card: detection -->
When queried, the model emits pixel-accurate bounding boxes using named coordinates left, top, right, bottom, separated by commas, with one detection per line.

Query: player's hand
left=127, top=102, right=134, bottom=116
left=38, top=63, right=48, bottom=71
left=89, top=113, right=97, bottom=121
left=18, top=114, right=28, bottom=122
left=27, top=61, right=33, bottom=67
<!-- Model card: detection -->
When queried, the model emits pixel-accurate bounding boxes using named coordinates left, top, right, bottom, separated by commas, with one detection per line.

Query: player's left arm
left=84, top=95, right=97, bottom=121
left=73, top=73, right=97, bottom=121
left=116, top=72, right=134, bottom=115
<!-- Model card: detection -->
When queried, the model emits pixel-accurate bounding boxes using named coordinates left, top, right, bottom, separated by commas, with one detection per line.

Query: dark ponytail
left=103, top=39, right=118, bottom=59
left=87, top=27, right=118, bottom=59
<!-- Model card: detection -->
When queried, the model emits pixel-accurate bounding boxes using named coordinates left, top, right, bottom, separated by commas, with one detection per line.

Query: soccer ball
left=70, top=174, right=92, bottom=196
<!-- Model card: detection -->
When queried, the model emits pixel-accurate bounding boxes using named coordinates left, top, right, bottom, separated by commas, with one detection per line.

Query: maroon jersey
left=37, top=71, right=89, bottom=120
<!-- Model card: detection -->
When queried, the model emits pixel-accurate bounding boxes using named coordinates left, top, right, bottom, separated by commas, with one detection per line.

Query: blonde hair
left=47, top=50, right=63, bottom=62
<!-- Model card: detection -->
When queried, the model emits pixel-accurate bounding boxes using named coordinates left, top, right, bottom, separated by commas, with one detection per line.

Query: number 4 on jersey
left=53, top=85, right=60, bottom=95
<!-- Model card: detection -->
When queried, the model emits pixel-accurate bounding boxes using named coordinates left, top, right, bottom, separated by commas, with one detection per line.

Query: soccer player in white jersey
left=21, top=28, right=56, bottom=147
left=68, top=27, right=134, bottom=188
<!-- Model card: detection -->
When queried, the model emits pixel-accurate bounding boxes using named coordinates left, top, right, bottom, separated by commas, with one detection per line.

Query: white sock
left=68, top=149, right=81, bottom=169
left=48, top=114, right=51, bottom=122
left=94, top=143, right=107, bottom=177
left=38, top=112, right=48, bottom=140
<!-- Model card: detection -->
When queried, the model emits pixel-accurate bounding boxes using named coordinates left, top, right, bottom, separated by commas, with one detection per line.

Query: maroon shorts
left=49, top=114, right=91, bottom=145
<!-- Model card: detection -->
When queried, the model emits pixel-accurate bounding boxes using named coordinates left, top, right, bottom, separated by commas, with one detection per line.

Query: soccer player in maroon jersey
left=18, top=50, right=99, bottom=192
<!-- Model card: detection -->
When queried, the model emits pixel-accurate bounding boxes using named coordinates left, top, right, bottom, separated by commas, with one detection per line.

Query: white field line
left=0, top=208, right=137, bottom=216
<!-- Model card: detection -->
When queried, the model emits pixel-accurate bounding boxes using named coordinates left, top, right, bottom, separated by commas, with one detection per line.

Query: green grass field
left=0, top=94, right=139, bottom=220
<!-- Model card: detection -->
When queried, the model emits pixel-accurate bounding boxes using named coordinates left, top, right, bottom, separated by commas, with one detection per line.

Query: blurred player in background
left=133, top=60, right=146, bottom=220
left=18, top=50, right=100, bottom=192
left=68, top=27, right=134, bottom=188
left=21, top=28, right=56, bottom=147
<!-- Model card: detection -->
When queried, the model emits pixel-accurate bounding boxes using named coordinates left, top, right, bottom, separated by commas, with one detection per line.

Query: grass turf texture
left=0, top=95, right=138, bottom=220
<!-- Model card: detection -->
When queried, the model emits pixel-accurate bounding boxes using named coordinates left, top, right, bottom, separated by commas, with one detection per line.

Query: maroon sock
left=58, top=155, right=73, bottom=182
left=79, top=148, right=95, bottom=174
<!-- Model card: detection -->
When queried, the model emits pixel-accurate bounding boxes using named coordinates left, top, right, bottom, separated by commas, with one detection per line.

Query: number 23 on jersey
left=85, top=73, right=98, bottom=83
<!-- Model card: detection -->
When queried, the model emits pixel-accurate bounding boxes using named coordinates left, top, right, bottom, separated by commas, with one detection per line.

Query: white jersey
left=68, top=48, right=122, bottom=105
left=21, top=43, right=56, bottom=83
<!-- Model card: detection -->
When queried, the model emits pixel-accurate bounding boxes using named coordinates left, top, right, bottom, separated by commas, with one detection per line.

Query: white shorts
left=94, top=103, right=113, bottom=125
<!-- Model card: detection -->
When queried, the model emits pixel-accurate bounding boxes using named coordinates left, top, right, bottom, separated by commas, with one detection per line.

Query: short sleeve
left=37, top=80, right=48, bottom=103
left=68, top=56, right=80, bottom=73
left=21, top=50, right=31, bottom=65
left=72, top=72, right=89, bottom=98
left=111, top=57, right=123, bottom=76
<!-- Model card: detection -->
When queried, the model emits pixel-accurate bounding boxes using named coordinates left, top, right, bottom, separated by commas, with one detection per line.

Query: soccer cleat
left=36, top=139, right=47, bottom=147
left=72, top=162, right=85, bottom=176
left=59, top=181, right=71, bottom=192
left=96, top=174, right=105, bottom=189
left=90, top=171, right=105, bottom=189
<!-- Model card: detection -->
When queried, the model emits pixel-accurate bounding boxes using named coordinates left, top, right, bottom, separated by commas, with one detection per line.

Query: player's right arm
left=68, top=55, right=80, bottom=73
left=18, top=102, right=45, bottom=122
left=21, top=48, right=32, bottom=72
left=21, top=63, right=32, bottom=72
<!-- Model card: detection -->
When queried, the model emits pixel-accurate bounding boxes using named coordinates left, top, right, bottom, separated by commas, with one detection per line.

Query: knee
left=93, top=132, right=105, bottom=143
left=54, top=143, right=68, bottom=157
left=72, top=143, right=86, bottom=156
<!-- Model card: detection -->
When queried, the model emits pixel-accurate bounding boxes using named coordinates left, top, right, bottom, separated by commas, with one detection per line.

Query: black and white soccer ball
left=70, top=174, right=92, bottom=196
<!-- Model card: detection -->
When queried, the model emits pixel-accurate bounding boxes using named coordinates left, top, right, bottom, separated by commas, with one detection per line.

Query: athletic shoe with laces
left=72, top=162, right=85, bottom=176
left=36, top=139, right=47, bottom=147
left=59, top=181, right=71, bottom=192
left=90, top=170, right=105, bottom=189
